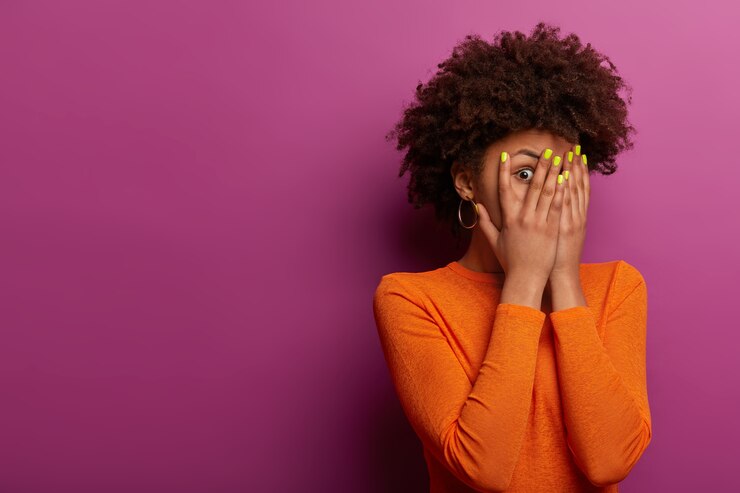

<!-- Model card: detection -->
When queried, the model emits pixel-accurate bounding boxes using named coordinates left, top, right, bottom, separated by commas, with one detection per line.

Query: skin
left=450, top=128, right=590, bottom=312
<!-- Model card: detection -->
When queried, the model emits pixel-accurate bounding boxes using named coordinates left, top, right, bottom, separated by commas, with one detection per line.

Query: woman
left=373, top=23, right=651, bottom=492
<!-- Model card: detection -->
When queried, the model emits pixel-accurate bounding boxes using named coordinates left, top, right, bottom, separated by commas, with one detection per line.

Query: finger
left=562, top=151, right=576, bottom=225
left=568, top=147, right=584, bottom=218
left=581, top=152, right=590, bottom=214
left=475, top=201, right=499, bottom=246
left=565, top=148, right=575, bottom=190
left=547, top=167, right=567, bottom=226
left=535, top=151, right=562, bottom=219
left=574, top=144, right=588, bottom=215
left=524, top=147, right=556, bottom=214
left=563, top=165, right=574, bottom=226
left=498, top=150, right=516, bottom=222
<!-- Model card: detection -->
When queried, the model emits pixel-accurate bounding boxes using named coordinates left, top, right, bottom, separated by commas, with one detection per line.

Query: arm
left=548, top=263, right=652, bottom=486
left=373, top=275, right=545, bottom=492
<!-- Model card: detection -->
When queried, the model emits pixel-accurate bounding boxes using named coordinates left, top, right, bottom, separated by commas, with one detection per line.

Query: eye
left=515, top=167, right=535, bottom=182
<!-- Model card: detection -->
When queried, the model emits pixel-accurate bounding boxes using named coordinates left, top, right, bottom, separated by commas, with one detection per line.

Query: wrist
left=548, top=271, right=587, bottom=311
left=549, top=267, right=580, bottom=284
left=506, top=269, right=550, bottom=287
left=500, top=272, right=547, bottom=310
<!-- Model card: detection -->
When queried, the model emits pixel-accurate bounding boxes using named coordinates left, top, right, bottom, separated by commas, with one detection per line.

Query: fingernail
left=500, top=151, right=508, bottom=163
left=582, top=154, right=588, bottom=166
left=552, top=156, right=561, bottom=167
left=564, top=170, right=570, bottom=180
left=544, top=148, right=553, bottom=159
left=557, top=174, right=564, bottom=185
left=567, top=151, right=573, bottom=163
left=575, top=145, right=581, bottom=155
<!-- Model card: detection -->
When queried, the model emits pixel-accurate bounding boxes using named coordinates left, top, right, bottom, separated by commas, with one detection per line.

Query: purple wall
left=1, top=1, right=738, bottom=491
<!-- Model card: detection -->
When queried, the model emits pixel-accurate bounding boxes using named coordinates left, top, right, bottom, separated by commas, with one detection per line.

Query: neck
left=457, top=229, right=505, bottom=274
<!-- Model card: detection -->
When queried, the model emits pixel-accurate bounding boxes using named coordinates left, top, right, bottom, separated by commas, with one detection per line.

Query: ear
left=450, top=161, right=476, bottom=200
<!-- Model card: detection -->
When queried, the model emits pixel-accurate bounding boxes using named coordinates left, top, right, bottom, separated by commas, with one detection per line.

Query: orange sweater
left=372, top=259, right=652, bottom=492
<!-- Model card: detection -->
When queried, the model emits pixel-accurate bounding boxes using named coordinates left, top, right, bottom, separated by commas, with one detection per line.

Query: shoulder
left=582, top=259, right=647, bottom=315
left=374, top=270, right=435, bottom=299
left=612, top=259, right=646, bottom=291
left=582, top=259, right=646, bottom=288
left=372, top=271, right=443, bottom=335
left=373, top=265, right=451, bottom=307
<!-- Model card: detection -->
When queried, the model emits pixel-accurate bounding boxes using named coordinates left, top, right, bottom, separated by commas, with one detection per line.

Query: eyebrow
left=512, top=148, right=541, bottom=159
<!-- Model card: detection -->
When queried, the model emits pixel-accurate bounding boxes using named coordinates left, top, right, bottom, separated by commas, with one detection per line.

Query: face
left=451, top=128, right=577, bottom=229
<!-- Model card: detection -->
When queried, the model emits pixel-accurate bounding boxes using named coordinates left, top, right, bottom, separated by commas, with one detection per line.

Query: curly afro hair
left=385, top=22, right=636, bottom=240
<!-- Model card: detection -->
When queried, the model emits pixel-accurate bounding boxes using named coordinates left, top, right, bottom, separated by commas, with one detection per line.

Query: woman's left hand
left=550, top=146, right=590, bottom=280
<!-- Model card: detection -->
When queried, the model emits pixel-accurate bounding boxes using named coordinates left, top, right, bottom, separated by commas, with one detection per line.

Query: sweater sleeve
left=548, top=262, right=652, bottom=487
left=372, top=275, right=545, bottom=492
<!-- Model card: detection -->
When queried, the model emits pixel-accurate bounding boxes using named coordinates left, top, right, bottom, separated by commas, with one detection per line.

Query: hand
left=550, top=146, right=590, bottom=280
left=476, top=147, right=566, bottom=283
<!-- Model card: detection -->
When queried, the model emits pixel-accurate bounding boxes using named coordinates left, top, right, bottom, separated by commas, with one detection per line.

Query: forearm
left=374, top=275, right=548, bottom=492
left=548, top=274, right=651, bottom=485
left=447, top=302, right=544, bottom=491
left=548, top=270, right=587, bottom=311
left=550, top=306, right=651, bottom=484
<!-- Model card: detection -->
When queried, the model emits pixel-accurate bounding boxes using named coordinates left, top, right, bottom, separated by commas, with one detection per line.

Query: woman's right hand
left=476, top=148, right=565, bottom=285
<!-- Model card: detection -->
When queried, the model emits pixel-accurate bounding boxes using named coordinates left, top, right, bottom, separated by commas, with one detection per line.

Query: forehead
left=501, top=128, right=574, bottom=148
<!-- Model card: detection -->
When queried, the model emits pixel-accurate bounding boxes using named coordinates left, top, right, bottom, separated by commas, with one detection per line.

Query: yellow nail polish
left=544, top=148, right=553, bottom=159
left=582, top=154, right=587, bottom=166
left=553, top=156, right=561, bottom=167
left=557, top=174, right=563, bottom=184
left=500, top=151, right=508, bottom=163
left=575, top=145, right=581, bottom=155
left=564, top=170, right=570, bottom=180
left=567, top=151, right=573, bottom=163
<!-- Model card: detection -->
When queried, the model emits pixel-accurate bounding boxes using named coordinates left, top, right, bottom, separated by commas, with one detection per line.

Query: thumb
left=475, top=201, right=499, bottom=246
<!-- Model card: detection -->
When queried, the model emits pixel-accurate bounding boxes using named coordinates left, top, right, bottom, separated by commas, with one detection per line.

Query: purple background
left=1, top=1, right=738, bottom=491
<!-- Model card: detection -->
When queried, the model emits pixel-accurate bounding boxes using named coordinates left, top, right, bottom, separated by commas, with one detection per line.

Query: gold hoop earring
left=458, top=196, right=478, bottom=229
